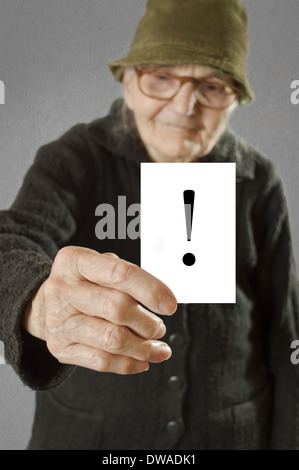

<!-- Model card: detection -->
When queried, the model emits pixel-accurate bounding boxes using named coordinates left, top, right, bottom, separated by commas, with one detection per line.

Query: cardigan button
left=166, top=420, right=181, bottom=436
left=169, top=333, right=184, bottom=348
left=168, top=376, right=183, bottom=390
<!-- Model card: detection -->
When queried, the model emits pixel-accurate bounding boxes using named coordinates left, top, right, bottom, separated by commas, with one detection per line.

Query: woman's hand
left=22, top=246, right=177, bottom=375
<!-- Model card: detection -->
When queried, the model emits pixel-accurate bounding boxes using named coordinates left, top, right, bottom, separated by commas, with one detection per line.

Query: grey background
left=0, top=0, right=298, bottom=450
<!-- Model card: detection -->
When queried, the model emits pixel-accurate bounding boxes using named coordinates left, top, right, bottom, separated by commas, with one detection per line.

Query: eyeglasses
left=135, top=68, right=242, bottom=110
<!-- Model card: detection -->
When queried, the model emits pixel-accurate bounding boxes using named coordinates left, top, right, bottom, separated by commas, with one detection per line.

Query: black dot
left=183, top=253, right=196, bottom=266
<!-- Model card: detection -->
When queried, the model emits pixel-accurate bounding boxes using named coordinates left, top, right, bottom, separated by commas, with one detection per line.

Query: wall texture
left=0, top=0, right=298, bottom=449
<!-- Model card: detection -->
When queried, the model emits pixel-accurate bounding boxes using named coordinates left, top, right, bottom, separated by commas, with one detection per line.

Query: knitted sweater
left=0, top=99, right=299, bottom=450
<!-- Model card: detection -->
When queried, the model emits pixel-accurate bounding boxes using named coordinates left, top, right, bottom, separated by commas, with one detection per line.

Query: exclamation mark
left=183, top=190, right=196, bottom=266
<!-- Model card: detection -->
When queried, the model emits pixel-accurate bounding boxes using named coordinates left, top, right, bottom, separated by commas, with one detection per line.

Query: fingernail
left=159, top=294, right=177, bottom=315
left=159, top=343, right=172, bottom=358
left=157, top=322, right=166, bottom=338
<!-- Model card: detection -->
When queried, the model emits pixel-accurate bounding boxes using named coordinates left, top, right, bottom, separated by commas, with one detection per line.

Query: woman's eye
left=155, top=74, right=171, bottom=81
left=205, top=84, right=221, bottom=91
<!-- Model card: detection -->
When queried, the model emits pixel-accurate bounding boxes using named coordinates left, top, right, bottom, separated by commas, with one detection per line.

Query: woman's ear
left=122, top=68, right=135, bottom=110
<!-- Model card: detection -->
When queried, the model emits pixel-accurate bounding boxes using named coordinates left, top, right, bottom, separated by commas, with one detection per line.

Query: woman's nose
left=169, top=82, right=198, bottom=116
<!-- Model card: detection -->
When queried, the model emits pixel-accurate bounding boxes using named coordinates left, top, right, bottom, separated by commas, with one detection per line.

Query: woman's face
left=123, top=65, right=238, bottom=162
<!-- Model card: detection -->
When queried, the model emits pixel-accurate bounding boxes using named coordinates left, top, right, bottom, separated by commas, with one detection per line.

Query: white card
left=140, top=162, right=236, bottom=303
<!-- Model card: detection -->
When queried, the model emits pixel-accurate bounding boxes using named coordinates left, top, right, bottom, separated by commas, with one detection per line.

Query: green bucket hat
left=109, top=0, right=254, bottom=104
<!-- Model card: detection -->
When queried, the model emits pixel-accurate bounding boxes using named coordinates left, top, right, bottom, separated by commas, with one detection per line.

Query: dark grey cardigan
left=0, top=99, right=299, bottom=450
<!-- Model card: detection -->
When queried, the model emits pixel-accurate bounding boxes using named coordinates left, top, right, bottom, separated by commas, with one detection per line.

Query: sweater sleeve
left=0, top=124, right=95, bottom=390
left=252, top=161, right=299, bottom=449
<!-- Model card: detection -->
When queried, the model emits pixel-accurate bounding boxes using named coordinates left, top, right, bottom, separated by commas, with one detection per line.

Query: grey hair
left=112, top=66, right=141, bottom=140
left=108, top=97, right=143, bottom=156
left=119, top=99, right=139, bottom=137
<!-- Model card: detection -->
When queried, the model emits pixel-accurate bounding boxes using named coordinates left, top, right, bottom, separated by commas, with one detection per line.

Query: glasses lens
left=197, top=83, right=235, bottom=108
left=139, top=72, right=180, bottom=99
left=138, top=70, right=238, bottom=108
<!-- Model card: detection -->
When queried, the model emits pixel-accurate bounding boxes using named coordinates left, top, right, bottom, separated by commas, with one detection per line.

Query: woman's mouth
left=158, top=122, right=198, bottom=132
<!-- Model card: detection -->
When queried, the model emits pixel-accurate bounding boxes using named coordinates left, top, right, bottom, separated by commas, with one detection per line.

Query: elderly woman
left=0, top=0, right=299, bottom=450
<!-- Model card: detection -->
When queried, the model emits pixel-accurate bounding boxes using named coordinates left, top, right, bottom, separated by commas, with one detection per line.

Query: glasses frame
left=135, top=67, right=242, bottom=110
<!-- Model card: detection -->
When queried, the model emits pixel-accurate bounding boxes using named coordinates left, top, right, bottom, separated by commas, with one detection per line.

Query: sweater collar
left=87, top=98, right=255, bottom=181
